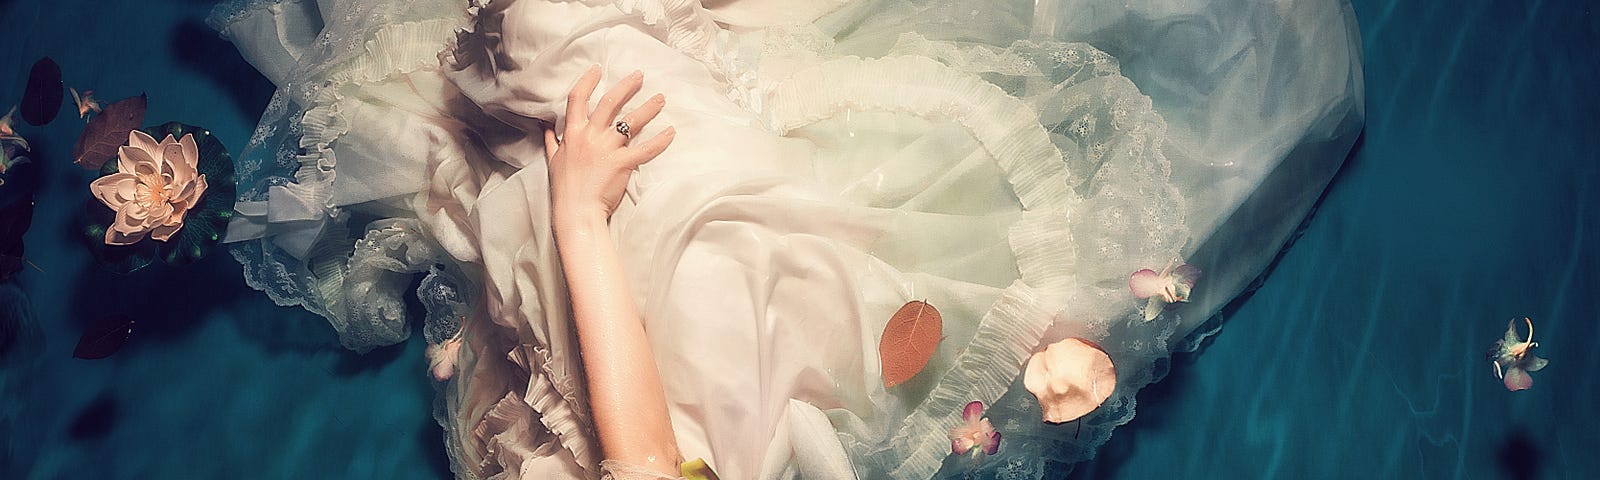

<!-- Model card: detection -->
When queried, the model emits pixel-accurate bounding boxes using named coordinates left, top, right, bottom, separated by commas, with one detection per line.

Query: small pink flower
left=89, top=130, right=209, bottom=245
left=1488, top=317, right=1548, bottom=391
left=949, top=400, right=1000, bottom=457
left=427, top=334, right=464, bottom=382
left=0, top=106, right=28, bottom=175
left=1129, top=262, right=1200, bottom=321
left=70, top=88, right=102, bottom=120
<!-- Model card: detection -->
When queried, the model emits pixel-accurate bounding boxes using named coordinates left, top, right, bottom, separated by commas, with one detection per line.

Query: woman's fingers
left=621, top=127, right=675, bottom=169
left=616, top=93, right=666, bottom=140
left=591, top=70, right=644, bottom=131
left=566, top=65, right=603, bottom=129
left=543, top=128, right=560, bottom=162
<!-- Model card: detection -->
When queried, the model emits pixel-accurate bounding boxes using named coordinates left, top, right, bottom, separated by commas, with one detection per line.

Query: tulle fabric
left=211, top=0, right=1362, bottom=478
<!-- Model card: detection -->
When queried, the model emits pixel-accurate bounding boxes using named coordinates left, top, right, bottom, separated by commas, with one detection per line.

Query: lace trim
left=447, top=0, right=722, bottom=73
left=205, top=0, right=297, bottom=35
left=768, top=55, right=1075, bottom=479
left=278, top=19, right=463, bottom=226
left=764, top=45, right=1187, bottom=478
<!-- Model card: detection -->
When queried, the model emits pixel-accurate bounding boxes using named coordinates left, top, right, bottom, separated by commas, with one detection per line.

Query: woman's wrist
left=552, top=201, right=610, bottom=234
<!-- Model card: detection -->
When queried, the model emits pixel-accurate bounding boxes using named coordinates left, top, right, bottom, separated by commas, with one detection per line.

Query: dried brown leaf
left=879, top=300, right=943, bottom=388
left=71, top=94, right=146, bottom=169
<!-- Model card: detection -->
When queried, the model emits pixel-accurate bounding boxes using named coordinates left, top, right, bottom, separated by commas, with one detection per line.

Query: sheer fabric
left=211, top=0, right=1362, bottom=478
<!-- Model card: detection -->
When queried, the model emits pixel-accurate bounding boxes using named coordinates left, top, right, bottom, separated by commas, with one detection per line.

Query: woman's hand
left=545, top=65, right=675, bottom=227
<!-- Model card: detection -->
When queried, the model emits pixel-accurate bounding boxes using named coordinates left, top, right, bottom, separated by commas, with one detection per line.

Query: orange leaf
left=879, top=300, right=943, bottom=388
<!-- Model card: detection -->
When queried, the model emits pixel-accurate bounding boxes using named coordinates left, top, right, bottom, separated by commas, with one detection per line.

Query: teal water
left=2, top=0, right=1596, bottom=478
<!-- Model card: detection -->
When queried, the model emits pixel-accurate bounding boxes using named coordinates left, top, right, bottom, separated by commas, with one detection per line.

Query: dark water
left=1, top=0, right=1595, bottom=478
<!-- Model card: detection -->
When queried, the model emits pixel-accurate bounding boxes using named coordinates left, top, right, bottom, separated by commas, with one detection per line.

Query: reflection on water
left=1068, top=0, right=1599, bottom=477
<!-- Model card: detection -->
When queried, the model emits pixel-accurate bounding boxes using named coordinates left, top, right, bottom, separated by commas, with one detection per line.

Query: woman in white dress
left=209, top=0, right=1363, bottom=478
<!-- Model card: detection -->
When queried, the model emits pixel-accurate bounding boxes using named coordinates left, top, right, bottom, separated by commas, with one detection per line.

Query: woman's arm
left=545, top=65, right=681, bottom=476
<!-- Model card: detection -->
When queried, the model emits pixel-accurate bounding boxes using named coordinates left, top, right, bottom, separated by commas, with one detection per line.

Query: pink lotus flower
left=1129, top=262, right=1200, bottom=321
left=950, top=400, right=1001, bottom=457
left=1488, top=317, right=1548, bottom=391
left=90, top=130, right=209, bottom=245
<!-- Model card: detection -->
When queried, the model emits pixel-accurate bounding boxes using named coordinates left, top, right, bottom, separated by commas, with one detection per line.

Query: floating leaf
left=73, top=313, right=135, bottom=360
left=880, top=300, right=943, bottom=388
left=20, top=57, right=63, bottom=126
left=79, top=122, right=235, bottom=273
left=71, top=94, right=146, bottom=169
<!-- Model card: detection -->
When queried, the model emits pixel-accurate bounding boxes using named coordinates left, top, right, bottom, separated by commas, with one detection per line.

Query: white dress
left=210, top=0, right=1362, bottom=478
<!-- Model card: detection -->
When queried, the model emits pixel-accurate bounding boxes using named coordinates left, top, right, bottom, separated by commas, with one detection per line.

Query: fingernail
left=631, top=70, right=643, bottom=79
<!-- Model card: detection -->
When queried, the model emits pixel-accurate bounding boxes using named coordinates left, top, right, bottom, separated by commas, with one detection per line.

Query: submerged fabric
left=211, top=0, right=1361, bottom=478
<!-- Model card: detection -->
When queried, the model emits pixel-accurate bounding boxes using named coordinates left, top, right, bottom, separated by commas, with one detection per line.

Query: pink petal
left=113, top=204, right=147, bottom=233
left=162, top=139, right=195, bottom=186
left=1129, top=269, right=1164, bottom=299
left=126, top=130, right=160, bottom=160
left=1171, top=264, right=1201, bottom=288
left=179, top=134, right=199, bottom=169
left=144, top=201, right=173, bottom=223
left=984, top=431, right=1001, bottom=455
left=116, top=143, right=155, bottom=176
left=952, top=437, right=972, bottom=455
left=149, top=224, right=181, bottom=242
left=89, top=173, right=138, bottom=209
left=1503, top=367, right=1533, bottom=391
left=428, top=337, right=464, bottom=382
left=106, top=207, right=145, bottom=245
left=963, top=401, right=984, bottom=422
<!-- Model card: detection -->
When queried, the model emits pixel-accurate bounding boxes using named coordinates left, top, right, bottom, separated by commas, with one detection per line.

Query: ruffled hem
left=264, top=18, right=466, bottom=243
left=762, top=46, right=1183, bottom=479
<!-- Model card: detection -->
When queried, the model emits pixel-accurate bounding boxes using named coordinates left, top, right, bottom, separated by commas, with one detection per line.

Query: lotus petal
left=1503, top=367, right=1533, bottom=391
left=1024, top=337, right=1117, bottom=423
left=1129, top=269, right=1164, bottom=299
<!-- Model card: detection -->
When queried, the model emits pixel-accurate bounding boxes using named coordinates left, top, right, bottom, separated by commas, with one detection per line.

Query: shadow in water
left=168, top=19, right=275, bottom=119
left=67, top=392, right=118, bottom=440
left=1496, top=429, right=1542, bottom=480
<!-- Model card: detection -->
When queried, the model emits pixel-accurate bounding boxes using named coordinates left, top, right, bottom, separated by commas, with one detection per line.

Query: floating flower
left=950, top=400, right=1001, bottom=458
left=1, top=106, right=30, bottom=175
left=1024, top=337, right=1117, bottom=424
left=1129, top=262, right=1201, bottom=321
left=89, top=130, right=209, bottom=245
left=1487, top=317, right=1548, bottom=391
left=70, top=87, right=101, bottom=120
left=426, top=334, right=464, bottom=382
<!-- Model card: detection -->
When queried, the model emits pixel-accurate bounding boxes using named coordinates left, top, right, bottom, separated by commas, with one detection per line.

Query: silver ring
left=614, top=120, right=631, bottom=139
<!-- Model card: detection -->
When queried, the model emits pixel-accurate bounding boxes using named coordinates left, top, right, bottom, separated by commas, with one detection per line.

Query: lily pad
left=80, top=122, right=236, bottom=273
left=20, top=57, right=63, bottom=126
